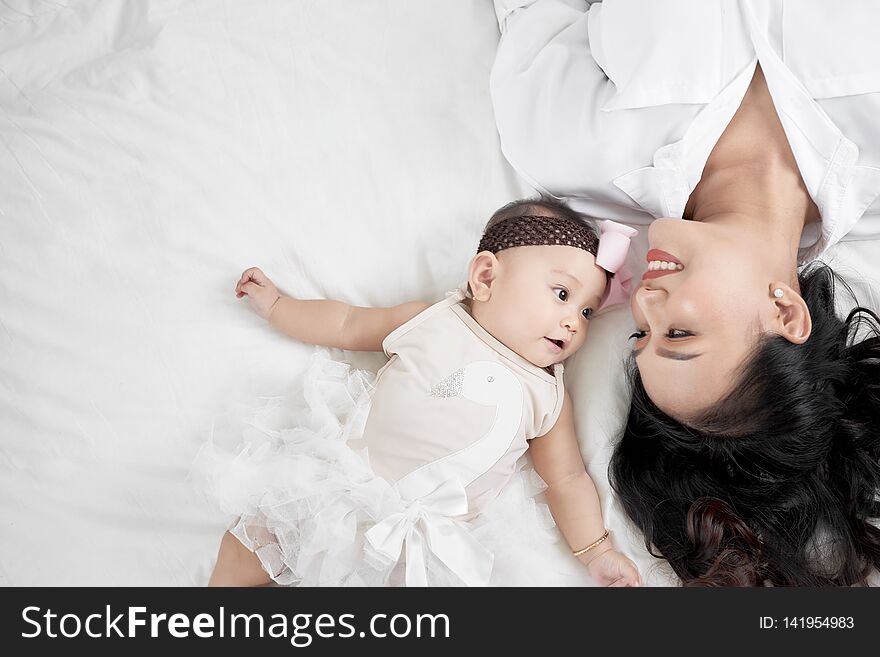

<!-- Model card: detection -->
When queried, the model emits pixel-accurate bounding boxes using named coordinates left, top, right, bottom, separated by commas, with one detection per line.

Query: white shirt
left=491, top=0, right=880, bottom=261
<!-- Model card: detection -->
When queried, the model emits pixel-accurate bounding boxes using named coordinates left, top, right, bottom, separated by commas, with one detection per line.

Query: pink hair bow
left=595, top=220, right=639, bottom=314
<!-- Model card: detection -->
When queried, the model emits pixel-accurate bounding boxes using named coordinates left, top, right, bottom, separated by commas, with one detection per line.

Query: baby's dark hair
left=484, top=194, right=599, bottom=236
left=470, top=196, right=605, bottom=297
left=610, top=263, right=880, bottom=586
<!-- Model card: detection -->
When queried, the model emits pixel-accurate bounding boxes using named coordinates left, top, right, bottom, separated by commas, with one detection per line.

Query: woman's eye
left=582, top=308, right=593, bottom=320
left=629, top=329, right=692, bottom=340
left=553, top=287, right=568, bottom=301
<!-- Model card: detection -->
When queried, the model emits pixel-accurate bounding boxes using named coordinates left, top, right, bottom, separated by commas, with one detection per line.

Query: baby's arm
left=235, top=267, right=429, bottom=351
left=528, top=390, right=640, bottom=587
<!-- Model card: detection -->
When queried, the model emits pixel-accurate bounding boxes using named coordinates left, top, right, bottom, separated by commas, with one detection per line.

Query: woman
left=491, top=0, right=880, bottom=585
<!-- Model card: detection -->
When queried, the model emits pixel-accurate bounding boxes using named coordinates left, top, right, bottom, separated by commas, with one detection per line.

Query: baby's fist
left=235, top=267, right=281, bottom=320
left=587, top=549, right=641, bottom=587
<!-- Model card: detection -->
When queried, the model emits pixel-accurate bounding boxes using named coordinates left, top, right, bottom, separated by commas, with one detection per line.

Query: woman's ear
left=770, top=282, right=812, bottom=344
left=469, top=251, right=499, bottom=302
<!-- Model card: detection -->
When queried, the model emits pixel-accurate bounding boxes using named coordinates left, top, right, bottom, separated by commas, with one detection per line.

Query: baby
left=205, top=197, right=640, bottom=587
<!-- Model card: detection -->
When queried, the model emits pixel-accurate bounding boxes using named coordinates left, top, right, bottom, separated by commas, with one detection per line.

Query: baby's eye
left=628, top=330, right=648, bottom=340
left=582, top=308, right=593, bottom=320
left=553, top=287, right=568, bottom=301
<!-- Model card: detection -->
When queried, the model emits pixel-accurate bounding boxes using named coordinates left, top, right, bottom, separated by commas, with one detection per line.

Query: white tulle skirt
left=192, top=350, right=593, bottom=587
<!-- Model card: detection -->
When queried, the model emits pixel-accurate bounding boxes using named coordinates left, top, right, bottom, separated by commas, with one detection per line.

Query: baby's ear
left=468, top=251, right=499, bottom=302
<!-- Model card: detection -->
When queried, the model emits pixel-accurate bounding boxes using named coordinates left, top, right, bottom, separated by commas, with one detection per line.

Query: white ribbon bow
left=364, top=478, right=494, bottom=586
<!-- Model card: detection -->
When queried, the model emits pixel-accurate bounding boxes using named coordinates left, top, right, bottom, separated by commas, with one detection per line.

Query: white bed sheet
left=2, top=0, right=879, bottom=587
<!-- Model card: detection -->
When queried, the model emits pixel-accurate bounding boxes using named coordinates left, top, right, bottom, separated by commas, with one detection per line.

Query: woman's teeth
left=647, top=260, right=684, bottom=271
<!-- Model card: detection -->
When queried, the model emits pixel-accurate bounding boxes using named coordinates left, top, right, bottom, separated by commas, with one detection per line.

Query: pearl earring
left=773, top=288, right=784, bottom=299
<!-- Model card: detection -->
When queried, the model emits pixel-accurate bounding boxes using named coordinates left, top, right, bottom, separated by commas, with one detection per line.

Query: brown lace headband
left=477, top=214, right=599, bottom=257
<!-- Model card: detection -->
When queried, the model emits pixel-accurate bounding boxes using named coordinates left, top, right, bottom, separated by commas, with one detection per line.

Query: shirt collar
left=612, top=1, right=880, bottom=262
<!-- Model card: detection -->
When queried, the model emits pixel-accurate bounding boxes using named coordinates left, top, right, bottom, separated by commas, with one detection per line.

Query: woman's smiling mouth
left=642, top=248, right=684, bottom=281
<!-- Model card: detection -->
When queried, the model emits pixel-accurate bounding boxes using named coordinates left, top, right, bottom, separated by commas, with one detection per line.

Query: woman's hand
left=585, top=547, right=641, bottom=587
left=235, top=267, right=282, bottom=320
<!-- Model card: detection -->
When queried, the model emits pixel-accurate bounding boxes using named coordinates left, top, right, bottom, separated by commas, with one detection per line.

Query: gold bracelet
left=572, top=529, right=609, bottom=557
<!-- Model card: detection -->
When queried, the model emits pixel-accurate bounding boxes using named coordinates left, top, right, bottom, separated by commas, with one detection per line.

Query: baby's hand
left=586, top=548, right=641, bottom=587
left=235, top=267, right=282, bottom=320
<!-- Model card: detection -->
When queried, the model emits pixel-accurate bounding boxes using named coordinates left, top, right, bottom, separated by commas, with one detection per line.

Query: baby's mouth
left=544, top=337, right=565, bottom=352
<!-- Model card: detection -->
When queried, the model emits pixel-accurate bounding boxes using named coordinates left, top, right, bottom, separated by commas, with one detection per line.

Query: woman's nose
left=633, top=286, right=665, bottom=322
left=634, top=285, right=665, bottom=307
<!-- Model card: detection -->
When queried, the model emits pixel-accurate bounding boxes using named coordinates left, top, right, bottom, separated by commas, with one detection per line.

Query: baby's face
left=469, top=245, right=607, bottom=368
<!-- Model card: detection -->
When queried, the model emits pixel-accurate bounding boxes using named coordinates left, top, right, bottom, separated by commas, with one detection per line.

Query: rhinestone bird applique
left=428, top=368, right=464, bottom=398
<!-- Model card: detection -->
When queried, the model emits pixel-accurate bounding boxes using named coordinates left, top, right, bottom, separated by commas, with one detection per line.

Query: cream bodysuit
left=196, top=288, right=571, bottom=587
left=363, top=288, right=565, bottom=514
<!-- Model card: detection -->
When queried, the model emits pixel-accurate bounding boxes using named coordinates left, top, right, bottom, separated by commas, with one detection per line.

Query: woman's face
left=630, top=218, right=783, bottom=420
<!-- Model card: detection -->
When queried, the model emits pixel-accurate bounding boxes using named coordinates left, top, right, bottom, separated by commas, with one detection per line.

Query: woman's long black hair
left=609, top=263, right=880, bottom=585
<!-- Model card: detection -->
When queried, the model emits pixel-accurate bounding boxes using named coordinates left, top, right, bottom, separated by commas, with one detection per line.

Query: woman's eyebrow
left=633, top=346, right=702, bottom=361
